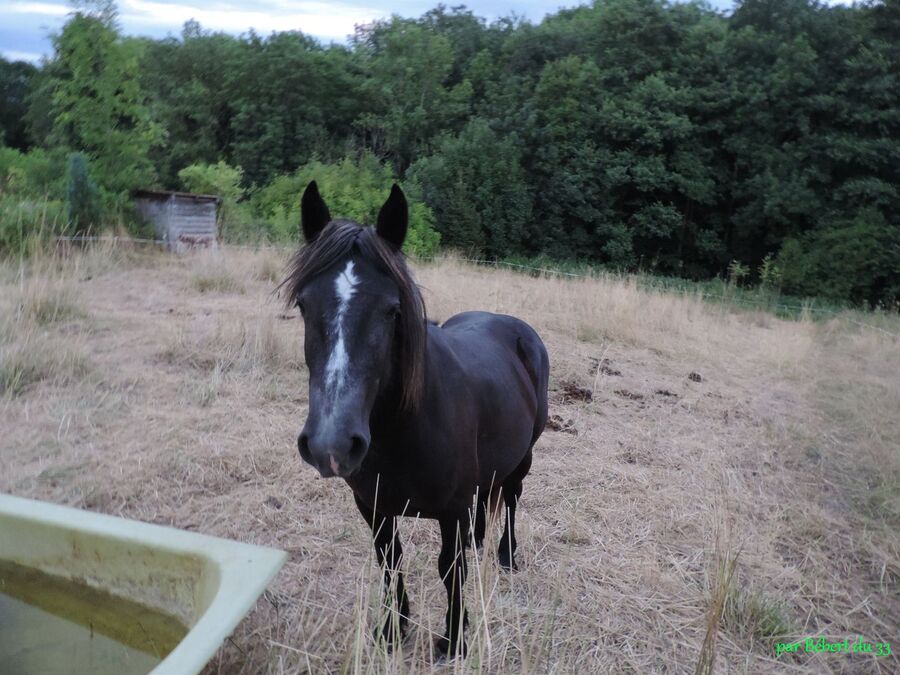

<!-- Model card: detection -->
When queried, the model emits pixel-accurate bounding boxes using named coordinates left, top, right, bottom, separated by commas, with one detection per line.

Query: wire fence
left=54, top=234, right=899, bottom=340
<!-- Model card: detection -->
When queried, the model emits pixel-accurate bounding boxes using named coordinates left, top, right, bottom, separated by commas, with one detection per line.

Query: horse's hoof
left=435, top=635, right=467, bottom=660
left=374, top=619, right=407, bottom=650
left=498, top=555, right=519, bottom=572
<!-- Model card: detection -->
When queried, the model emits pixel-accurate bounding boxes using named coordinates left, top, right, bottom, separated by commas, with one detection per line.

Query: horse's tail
left=516, top=332, right=550, bottom=447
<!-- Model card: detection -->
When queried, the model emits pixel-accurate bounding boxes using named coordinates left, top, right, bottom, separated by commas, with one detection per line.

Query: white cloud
left=5, top=2, right=69, bottom=17
left=118, top=0, right=389, bottom=39
left=1, top=48, right=44, bottom=62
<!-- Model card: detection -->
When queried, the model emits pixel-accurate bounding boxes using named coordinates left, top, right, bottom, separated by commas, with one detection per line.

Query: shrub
left=758, top=253, right=782, bottom=291
left=251, top=153, right=440, bottom=257
left=0, top=146, right=66, bottom=199
left=727, top=259, right=749, bottom=286
left=0, top=196, right=67, bottom=255
left=0, top=147, right=71, bottom=255
left=778, top=208, right=900, bottom=308
left=178, top=161, right=249, bottom=241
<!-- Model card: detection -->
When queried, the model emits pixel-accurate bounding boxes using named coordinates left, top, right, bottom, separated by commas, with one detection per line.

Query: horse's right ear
left=301, top=181, right=331, bottom=242
left=376, top=184, right=408, bottom=248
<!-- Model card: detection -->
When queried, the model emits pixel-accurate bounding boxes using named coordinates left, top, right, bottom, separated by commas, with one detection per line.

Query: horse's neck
left=369, top=353, right=429, bottom=442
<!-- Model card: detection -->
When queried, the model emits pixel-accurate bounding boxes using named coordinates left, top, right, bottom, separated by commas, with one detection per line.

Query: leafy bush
left=0, top=197, right=67, bottom=255
left=0, top=146, right=66, bottom=198
left=778, top=209, right=900, bottom=308
left=251, top=153, right=440, bottom=257
left=0, top=147, right=71, bottom=254
left=727, top=260, right=749, bottom=286
left=758, top=254, right=782, bottom=291
left=178, top=161, right=249, bottom=241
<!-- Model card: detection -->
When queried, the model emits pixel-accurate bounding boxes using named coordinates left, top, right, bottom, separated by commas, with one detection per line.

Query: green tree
left=35, top=1, right=159, bottom=193
left=0, top=58, right=37, bottom=150
left=14, top=0, right=895, bottom=303
left=0, top=146, right=67, bottom=198
left=408, top=118, right=531, bottom=257
left=227, top=31, right=364, bottom=188
left=139, top=21, right=241, bottom=187
left=354, top=18, right=472, bottom=173
left=65, top=151, right=101, bottom=233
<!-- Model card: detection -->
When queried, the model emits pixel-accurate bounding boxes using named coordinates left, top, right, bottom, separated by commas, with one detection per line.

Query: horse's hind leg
left=499, top=449, right=532, bottom=571
left=497, top=482, right=521, bottom=571
left=354, top=495, right=410, bottom=645
left=472, top=477, right=501, bottom=550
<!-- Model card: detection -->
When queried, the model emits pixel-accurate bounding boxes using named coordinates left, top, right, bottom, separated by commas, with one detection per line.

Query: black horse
left=281, top=181, right=549, bottom=657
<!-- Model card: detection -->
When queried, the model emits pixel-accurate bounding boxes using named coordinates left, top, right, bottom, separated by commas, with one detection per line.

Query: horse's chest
left=346, top=459, right=473, bottom=519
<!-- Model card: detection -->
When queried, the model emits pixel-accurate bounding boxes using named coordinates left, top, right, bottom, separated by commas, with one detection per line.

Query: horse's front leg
left=437, top=514, right=469, bottom=658
left=354, top=495, right=410, bottom=646
left=471, top=497, right=486, bottom=550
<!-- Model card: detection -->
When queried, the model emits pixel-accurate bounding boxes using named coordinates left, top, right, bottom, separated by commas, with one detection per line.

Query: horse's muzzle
left=297, top=429, right=368, bottom=478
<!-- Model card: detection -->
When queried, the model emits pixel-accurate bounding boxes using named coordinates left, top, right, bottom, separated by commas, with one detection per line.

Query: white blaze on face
left=324, top=260, right=359, bottom=394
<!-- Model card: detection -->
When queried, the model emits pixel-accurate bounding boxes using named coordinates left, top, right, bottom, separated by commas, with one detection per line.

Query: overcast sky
left=0, top=0, right=740, bottom=62
left=2, top=0, right=851, bottom=64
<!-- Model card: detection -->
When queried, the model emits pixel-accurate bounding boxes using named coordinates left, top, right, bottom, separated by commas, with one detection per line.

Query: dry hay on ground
left=1, top=245, right=897, bottom=674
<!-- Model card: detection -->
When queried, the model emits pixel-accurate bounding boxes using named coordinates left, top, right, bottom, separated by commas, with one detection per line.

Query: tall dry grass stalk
left=696, top=507, right=740, bottom=675
left=1, top=256, right=92, bottom=397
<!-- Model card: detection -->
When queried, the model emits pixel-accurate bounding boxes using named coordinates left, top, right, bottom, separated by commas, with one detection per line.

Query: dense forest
left=0, top=0, right=898, bottom=306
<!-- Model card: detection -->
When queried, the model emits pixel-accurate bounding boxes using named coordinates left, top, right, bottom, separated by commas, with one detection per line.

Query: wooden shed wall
left=170, top=198, right=217, bottom=239
left=135, top=194, right=218, bottom=252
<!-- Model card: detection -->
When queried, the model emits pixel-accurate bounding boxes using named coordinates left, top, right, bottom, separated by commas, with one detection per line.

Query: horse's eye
left=386, top=305, right=401, bottom=320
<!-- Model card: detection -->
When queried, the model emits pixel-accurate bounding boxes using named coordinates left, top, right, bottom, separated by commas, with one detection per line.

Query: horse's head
left=282, top=182, right=425, bottom=478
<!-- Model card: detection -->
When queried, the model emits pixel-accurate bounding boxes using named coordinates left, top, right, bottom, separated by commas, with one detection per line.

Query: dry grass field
left=1, top=242, right=898, bottom=674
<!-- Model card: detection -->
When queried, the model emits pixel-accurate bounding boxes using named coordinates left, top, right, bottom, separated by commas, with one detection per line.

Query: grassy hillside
left=1, top=243, right=897, bottom=673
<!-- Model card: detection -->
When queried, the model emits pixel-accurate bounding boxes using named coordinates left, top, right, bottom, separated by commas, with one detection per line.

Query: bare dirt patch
left=545, top=414, right=577, bottom=435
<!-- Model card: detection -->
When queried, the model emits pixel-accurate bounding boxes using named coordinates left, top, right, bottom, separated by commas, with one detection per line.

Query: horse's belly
left=475, top=424, right=534, bottom=486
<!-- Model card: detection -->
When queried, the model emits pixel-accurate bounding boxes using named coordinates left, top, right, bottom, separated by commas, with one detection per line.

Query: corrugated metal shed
left=134, top=190, right=220, bottom=252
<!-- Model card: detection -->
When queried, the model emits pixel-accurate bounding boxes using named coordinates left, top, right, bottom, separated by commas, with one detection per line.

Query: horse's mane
left=278, top=220, right=427, bottom=412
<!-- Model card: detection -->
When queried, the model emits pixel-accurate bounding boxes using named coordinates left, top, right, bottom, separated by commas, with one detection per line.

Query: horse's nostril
left=297, top=433, right=310, bottom=459
left=348, top=434, right=368, bottom=460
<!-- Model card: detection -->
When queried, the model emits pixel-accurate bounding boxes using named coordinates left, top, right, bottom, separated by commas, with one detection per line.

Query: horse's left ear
left=376, top=184, right=408, bottom=248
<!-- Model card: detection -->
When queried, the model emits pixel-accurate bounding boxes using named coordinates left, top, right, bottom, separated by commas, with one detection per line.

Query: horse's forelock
left=279, top=220, right=360, bottom=307
left=279, top=222, right=426, bottom=412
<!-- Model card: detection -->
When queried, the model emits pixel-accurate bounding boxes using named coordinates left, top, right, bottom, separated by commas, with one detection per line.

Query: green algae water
left=0, top=559, right=188, bottom=675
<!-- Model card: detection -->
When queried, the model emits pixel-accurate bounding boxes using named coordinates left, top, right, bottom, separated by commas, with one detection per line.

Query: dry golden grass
left=1, top=245, right=897, bottom=674
left=191, top=249, right=248, bottom=294
left=0, top=258, right=92, bottom=397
